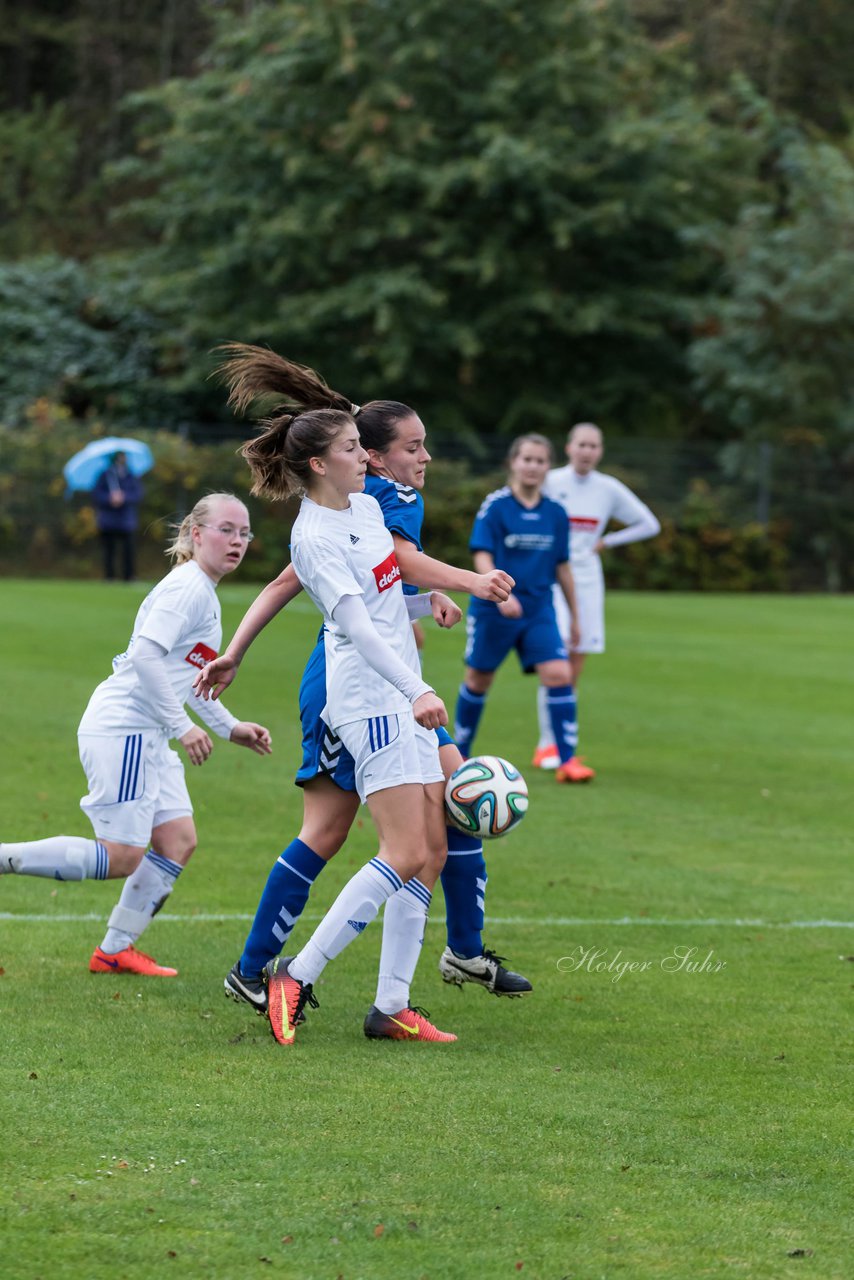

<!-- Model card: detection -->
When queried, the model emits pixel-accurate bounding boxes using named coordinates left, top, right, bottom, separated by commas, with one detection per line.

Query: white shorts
left=553, top=576, right=606, bottom=654
left=335, top=713, right=444, bottom=802
left=78, top=730, right=192, bottom=846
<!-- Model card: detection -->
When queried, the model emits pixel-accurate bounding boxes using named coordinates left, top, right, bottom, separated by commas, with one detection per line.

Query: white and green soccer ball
left=444, top=755, right=529, bottom=840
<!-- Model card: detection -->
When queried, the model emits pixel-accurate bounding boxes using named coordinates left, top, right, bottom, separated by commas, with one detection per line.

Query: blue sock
left=440, top=826, right=486, bottom=959
left=239, top=839, right=327, bottom=978
left=454, top=685, right=487, bottom=757
left=546, top=684, right=578, bottom=765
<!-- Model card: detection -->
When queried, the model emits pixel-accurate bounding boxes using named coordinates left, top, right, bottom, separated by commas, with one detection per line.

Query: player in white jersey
left=533, top=422, right=660, bottom=769
left=218, top=390, right=480, bottom=1046
left=192, top=346, right=525, bottom=1037
left=0, top=494, right=272, bottom=975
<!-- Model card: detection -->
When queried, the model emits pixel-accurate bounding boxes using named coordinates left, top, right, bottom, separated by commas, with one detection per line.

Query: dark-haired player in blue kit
left=194, top=346, right=532, bottom=1035
left=454, top=434, right=595, bottom=784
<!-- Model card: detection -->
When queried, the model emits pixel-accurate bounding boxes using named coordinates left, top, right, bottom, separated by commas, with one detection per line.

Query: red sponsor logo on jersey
left=184, top=641, right=218, bottom=669
left=373, top=551, right=402, bottom=593
left=570, top=516, right=599, bottom=531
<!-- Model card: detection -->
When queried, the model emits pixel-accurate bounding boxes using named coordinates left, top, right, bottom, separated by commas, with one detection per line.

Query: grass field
left=1, top=580, right=852, bottom=1280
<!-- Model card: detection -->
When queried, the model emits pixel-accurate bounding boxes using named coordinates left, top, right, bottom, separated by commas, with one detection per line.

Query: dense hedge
left=1, top=405, right=792, bottom=591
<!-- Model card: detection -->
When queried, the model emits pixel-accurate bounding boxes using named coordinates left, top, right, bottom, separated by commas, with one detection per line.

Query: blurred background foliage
left=1, top=0, right=853, bottom=587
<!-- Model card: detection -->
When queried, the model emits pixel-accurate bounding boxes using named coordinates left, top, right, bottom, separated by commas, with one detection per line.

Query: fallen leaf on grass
left=281, top=1236, right=293, bottom=1245
left=374, top=1224, right=385, bottom=1238
left=28, top=1072, right=38, bottom=1080
left=787, top=1249, right=813, bottom=1257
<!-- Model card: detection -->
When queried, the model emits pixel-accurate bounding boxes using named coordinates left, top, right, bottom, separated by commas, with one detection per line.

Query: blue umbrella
left=63, top=437, right=154, bottom=495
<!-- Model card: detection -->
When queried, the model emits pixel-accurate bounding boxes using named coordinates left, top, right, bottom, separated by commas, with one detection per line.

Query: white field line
left=0, top=912, right=851, bottom=929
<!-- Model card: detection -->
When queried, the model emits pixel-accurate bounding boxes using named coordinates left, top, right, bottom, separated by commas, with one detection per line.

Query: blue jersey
left=469, top=486, right=569, bottom=615
left=364, top=473, right=423, bottom=595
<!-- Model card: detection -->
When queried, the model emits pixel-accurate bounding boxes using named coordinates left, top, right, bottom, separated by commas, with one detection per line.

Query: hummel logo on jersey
left=373, top=551, right=401, bottom=593
left=348, top=920, right=368, bottom=934
left=349, top=534, right=360, bottom=544
left=394, top=483, right=418, bottom=505
left=184, top=641, right=218, bottom=668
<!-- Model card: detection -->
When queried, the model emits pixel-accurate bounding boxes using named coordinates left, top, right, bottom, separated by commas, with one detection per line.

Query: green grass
left=1, top=581, right=851, bottom=1279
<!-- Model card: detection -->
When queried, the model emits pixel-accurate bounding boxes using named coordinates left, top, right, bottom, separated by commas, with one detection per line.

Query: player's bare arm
left=393, top=535, right=513, bottom=603
left=473, top=549, right=523, bottom=619
left=556, top=561, right=582, bottom=651
left=194, top=562, right=303, bottom=700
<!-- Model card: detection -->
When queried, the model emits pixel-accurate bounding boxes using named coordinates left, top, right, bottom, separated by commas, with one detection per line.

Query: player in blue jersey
left=453, top=434, right=595, bottom=783
left=193, top=346, right=532, bottom=1039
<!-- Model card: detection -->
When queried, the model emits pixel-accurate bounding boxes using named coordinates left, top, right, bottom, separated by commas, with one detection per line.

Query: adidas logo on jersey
left=347, top=920, right=368, bottom=934
left=373, top=551, right=401, bottom=593
left=350, top=534, right=360, bottom=543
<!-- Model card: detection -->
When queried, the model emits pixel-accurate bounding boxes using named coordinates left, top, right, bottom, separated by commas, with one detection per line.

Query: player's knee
left=464, top=669, right=493, bottom=695
left=303, top=823, right=347, bottom=860
left=104, top=844, right=146, bottom=877
left=539, top=661, right=572, bottom=687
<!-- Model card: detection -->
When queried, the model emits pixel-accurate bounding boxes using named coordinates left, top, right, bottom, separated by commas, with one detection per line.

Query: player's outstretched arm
left=194, top=563, right=303, bottom=700
left=392, top=535, right=513, bottom=603
left=474, top=550, right=523, bottom=618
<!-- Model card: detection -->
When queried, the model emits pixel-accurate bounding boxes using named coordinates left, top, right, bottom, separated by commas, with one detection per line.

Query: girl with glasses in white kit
left=0, top=494, right=272, bottom=975
left=234, top=403, right=466, bottom=1045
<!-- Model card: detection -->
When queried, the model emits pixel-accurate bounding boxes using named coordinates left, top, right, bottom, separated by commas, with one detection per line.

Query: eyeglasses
left=199, top=524, right=255, bottom=543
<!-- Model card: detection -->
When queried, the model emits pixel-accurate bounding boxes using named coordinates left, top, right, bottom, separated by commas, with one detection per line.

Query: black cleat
left=223, top=961, right=267, bottom=1014
left=438, top=946, right=533, bottom=996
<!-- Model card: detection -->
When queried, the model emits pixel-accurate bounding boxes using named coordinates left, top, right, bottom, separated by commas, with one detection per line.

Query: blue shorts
left=294, top=641, right=357, bottom=792
left=464, top=603, right=568, bottom=674
left=295, top=640, right=457, bottom=790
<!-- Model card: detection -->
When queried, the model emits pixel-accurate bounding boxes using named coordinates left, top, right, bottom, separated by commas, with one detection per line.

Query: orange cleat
left=264, top=955, right=318, bottom=1046
left=89, top=945, right=178, bottom=977
left=532, top=745, right=560, bottom=770
left=555, top=756, right=596, bottom=783
left=363, top=1004, right=457, bottom=1042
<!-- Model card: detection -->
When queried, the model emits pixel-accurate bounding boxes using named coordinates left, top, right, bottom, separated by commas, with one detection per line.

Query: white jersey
left=542, top=466, right=659, bottom=584
left=290, top=492, right=421, bottom=727
left=78, top=560, right=231, bottom=737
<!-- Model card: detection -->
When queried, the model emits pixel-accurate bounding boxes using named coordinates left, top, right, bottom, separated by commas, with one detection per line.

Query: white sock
left=375, top=878, right=431, bottom=1014
left=537, top=685, right=555, bottom=750
left=99, top=850, right=182, bottom=954
left=290, top=857, right=403, bottom=986
left=0, top=836, right=109, bottom=881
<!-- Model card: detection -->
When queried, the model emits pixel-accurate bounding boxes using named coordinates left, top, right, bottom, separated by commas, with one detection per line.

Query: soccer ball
left=444, top=755, right=529, bottom=840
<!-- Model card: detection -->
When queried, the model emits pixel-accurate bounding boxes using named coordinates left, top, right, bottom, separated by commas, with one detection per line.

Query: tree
left=111, top=0, right=758, bottom=437
left=0, top=255, right=167, bottom=424
left=689, top=136, right=854, bottom=439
